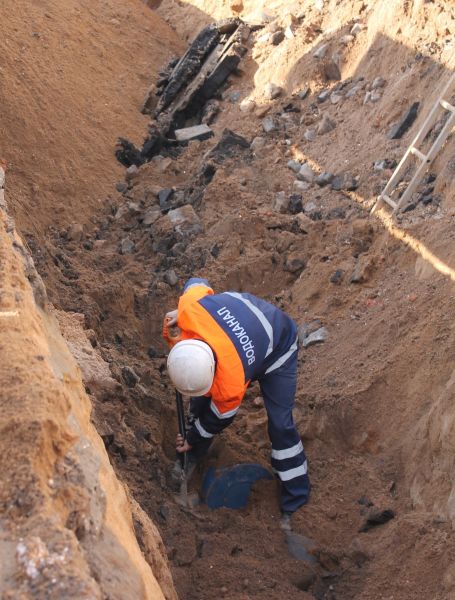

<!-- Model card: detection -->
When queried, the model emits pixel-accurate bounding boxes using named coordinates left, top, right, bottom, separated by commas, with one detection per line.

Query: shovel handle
left=175, top=390, right=188, bottom=471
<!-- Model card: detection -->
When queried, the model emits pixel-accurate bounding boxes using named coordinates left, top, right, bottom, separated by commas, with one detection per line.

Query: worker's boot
left=280, top=511, right=293, bottom=532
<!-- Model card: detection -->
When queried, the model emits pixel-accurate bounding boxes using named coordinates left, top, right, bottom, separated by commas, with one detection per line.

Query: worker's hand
left=165, top=309, right=178, bottom=327
left=176, top=433, right=192, bottom=453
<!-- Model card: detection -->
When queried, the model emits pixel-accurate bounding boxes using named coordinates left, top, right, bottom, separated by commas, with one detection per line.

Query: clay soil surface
left=3, top=0, right=455, bottom=599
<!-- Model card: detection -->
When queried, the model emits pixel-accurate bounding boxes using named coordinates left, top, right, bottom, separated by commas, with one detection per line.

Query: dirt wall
left=0, top=165, right=176, bottom=599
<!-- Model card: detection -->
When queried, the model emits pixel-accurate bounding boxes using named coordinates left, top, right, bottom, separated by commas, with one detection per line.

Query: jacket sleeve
left=186, top=395, right=242, bottom=447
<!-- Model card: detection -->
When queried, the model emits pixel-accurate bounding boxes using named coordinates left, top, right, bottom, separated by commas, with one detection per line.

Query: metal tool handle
left=175, top=390, right=188, bottom=472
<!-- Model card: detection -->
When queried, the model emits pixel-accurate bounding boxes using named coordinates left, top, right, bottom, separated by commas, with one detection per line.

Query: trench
left=4, top=0, right=455, bottom=599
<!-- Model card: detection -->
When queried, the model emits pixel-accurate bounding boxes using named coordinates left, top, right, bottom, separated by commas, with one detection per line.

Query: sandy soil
left=3, top=0, right=455, bottom=599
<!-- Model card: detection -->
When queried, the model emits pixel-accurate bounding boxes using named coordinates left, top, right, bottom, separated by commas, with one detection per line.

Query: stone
left=125, top=164, right=139, bottom=181
left=142, top=207, right=161, bottom=226
left=230, top=0, right=244, bottom=12
left=67, top=223, right=84, bottom=242
left=262, top=117, right=277, bottom=133
left=302, top=326, right=328, bottom=348
left=304, top=201, right=317, bottom=213
left=256, top=105, right=271, bottom=118
left=315, top=172, right=334, bottom=187
left=327, top=206, right=346, bottom=219
left=294, top=212, right=313, bottom=233
left=239, top=98, right=256, bottom=112
left=351, top=23, right=364, bottom=35
left=331, top=173, right=359, bottom=191
left=285, top=252, right=306, bottom=273
left=297, top=163, right=315, bottom=183
left=264, top=82, right=283, bottom=100
left=140, top=83, right=158, bottom=115
left=272, top=191, right=290, bottom=213
left=127, top=201, right=141, bottom=215
left=115, top=182, right=128, bottom=193
left=330, top=91, right=343, bottom=104
left=293, top=180, right=311, bottom=192
left=330, top=269, right=343, bottom=284
left=350, top=255, right=374, bottom=283
left=175, top=124, right=214, bottom=142
left=297, top=85, right=310, bottom=99
left=226, top=90, right=241, bottom=103
left=119, top=238, right=135, bottom=255
left=287, top=159, right=302, bottom=173
left=289, top=194, right=303, bottom=214
left=323, top=60, right=341, bottom=81
left=346, top=83, right=363, bottom=98
left=372, top=77, right=386, bottom=89
left=251, top=136, right=266, bottom=152
left=341, top=34, right=355, bottom=45
left=363, top=91, right=372, bottom=105
left=159, top=188, right=174, bottom=212
left=167, top=205, right=203, bottom=236
left=317, top=89, right=330, bottom=103
left=370, top=92, right=381, bottom=103
left=388, top=102, right=420, bottom=139
left=373, top=159, right=397, bottom=171
left=304, top=129, right=317, bottom=141
left=317, top=113, right=336, bottom=135
left=164, top=269, right=178, bottom=287
left=284, top=26, right=295, bottom=39
left=147, top=346, right=159, bottom=358
left=359, top=509, right=395, bottom=533
left=122, top=366, right=139, bottom=388
left=313, top=43, right=328, bottom=59
left=271, top=30, right=285, bottom=45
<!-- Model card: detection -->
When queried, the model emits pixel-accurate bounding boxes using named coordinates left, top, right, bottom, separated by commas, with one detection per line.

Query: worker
left=163, top=277, right=310, bottom=525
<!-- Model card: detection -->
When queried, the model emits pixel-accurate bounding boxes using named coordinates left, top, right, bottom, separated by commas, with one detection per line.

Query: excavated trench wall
left=0, top=166, right=176, bottom=599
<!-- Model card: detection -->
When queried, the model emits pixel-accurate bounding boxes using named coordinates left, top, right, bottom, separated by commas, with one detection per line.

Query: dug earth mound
left=2, top=0, right=455, bottom=599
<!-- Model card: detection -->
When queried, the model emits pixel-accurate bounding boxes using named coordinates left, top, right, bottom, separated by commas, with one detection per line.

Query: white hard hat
left=167, top=339, right=215, bottom=396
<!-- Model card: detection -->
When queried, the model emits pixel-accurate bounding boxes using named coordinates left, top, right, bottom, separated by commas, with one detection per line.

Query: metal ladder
left=372, top=72, right=455, bottom=214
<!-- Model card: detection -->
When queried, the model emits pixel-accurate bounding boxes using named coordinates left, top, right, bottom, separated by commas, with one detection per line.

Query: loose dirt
left=2, top=0, right=455, bottom=599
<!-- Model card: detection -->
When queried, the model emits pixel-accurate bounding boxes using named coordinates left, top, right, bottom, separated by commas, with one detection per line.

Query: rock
left=230, top=0, right=244, bottom=12
left=331, top=173, right=359, bottom=191
left=209, top=129, right=250, bottom=161
left=351, top=23, right=364, bottom=35
left=264, top=82, right=283, bottom=100
left=122, top=366, right=140, bottom=388
left=226, top=90, right=241, bottom=103
left=142, top=207, right=161, bottom=226
left=323, top=60, right=341, bottom=81
left=140, top=83, right=158, bottom=114
left=294, top=212, right=313, bottom=233
left=271, top=30, right=285, bottom=45
left=272, top=191, right=290, bottom=213
left=297, top=85, right=310, bottom=99
left=285, top=252, right=306, bottom=273
left=287, top=159, right=302, bottom=173
left=119, top=238, right=135, bottom=255
left=313, top=43, right=328, bottom=59
left=388, top=102, right=420, bottom=139
left=127, top=202, right=141, bottom=215
left=303, top=201, right=317, bottom=213
left=167, top=205, right=203, bottom=236
left=256, top=105, right=271, bottom=118
left=159, top=188, right=174, bottom=212
left=363, top=91, right=372, bottom=105
left=115, top=182, right=128, bottom=193
left=373, top=159, right=397, bottom=171
left=341, top=34, right=355, bottom=45
left=201, top=99, right=221, bottom=125
left=175, top=124, right=214, bottom=143
left=304, top=129, right=317, bottom=141
left=317, top=113, right=336, bottom=135
left=327, top=206, right=346, bottom=219
left=371, top=77, right=386, bottom=89
left=370, top=92, right=381, bottom=103
left=289, top=194, right=303, bottom=214
left=359, top=509, right=395, bottom=533
left=251, top=136, right=266, bottom=152
left=125, top=164, right=139, bottom=181
left=66, top=223, right=84, bottom=242
left=262, top=117, right=277, bottom=133
left=330, top=91, right=343, bottom=104
left=147, top=346, right=159, bottom=358
left=284, top=26, right=295, bottom=39
left=317, top=89, right=330, bottom=103
left=164, top=270, right=178, bottom=287
left=330, top=269, right=343, bottom=284
left=316, top=172, right=334, bottom=186
left=239, top=98, right=256, bottom=112
left=302, top=326, right=328, bottom=348
left=350, top=255, right=374, bottom=283
left=297, top=163, right=315, bottom=183
left=293, top=180, right=311, bottom=192
left=346, top=83, right=363, bottom=98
